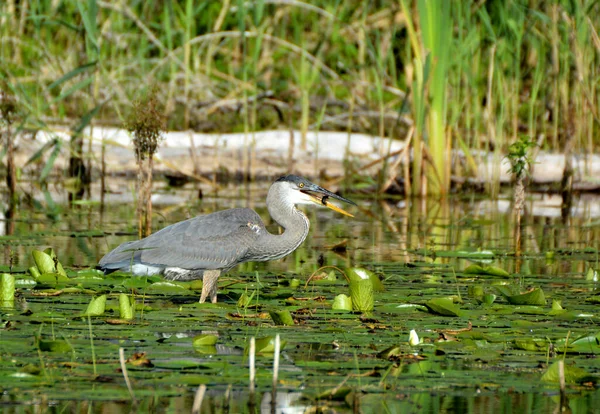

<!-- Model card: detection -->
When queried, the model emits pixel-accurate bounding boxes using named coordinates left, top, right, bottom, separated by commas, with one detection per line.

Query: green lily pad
left=513, top=338, right=549, bottom=352
left=254, top=336, right=287, bottom=354
left=83, top=295, right=107, bottom=316
left=346, top=267, right=385, bottom=292
left=32, top=250, right=56, bottom=274
left=541, top=360, right=594, bottom=384
left=332, top=294, right=352, bottom=311
left=424, top=298, right=462, bottom=317
left=557, top=333, right=600, bottom=354
left=37, top=338, right=72, bottom=353
left=269, top=309, right=294, bottom=326
left=121, top=276, right=161, bottom=289
left=1, top=273, right=15, bottom=302
left=464, top=264, right=510, bottom=277
left=349, top=278, right=374, bottom=312
left=496, top=286, right=546, bottom=306
left=192, top=334, right=218, bottom=347
left=119, top=293, right=134, bottom=320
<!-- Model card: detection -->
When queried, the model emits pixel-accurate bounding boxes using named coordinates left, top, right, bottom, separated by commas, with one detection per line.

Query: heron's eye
left=298, top=183, right=305, bottom=188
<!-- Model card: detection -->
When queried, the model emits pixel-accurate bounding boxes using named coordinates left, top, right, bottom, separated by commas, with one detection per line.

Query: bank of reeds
left=0, top=1, right=599, bottom=195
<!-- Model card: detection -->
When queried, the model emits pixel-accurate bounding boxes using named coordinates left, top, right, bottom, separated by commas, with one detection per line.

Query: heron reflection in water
left=98, top=175, right=356, bottom=303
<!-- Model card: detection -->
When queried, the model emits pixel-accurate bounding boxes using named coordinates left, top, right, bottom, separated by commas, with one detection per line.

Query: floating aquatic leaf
left=28, top=266, right=41, bottom=280
left=14, top=277, right=36, bottom=289
left=1, top=273, right=15, bottom=302
left=349, top=278, right=374, bottom=312
left=332, top=294, right=352, bottom=311
left=192, top=334, right=218, bottom=347
left=253, top=336, right=287, bottom=354
left=496, top=286, right=546, bottom=306
left=482, top=294, right=496, bottom=305
left=424, top=250, right=495, bottom=263
left=513, top=338, right=548, bottom=352
left=315, top=386, right=353, bottom=401
left=145, top=281, right=189, bottom=294
left=83, top=295, right=106, bottom=316
left=541, top=360, right=593, bottom=384
left=32, top=250, right=56, bottom=274
left=121, top=276, right=161, bottom=289
left=346, top=267, right=385, bottom=291
left=237, top=292, right=254, bottom=308
left=269, top=309, right=294, bottom=326
left=377, top=345, right=403, bottom=359
left=36, top=272, right=70, bottom=286
left=424, top=298, right=462, bottom=317
left=37, top=338, right=72, bottom=353
left=556, top=333, right=600, bottom=354
left=586, top=267, right=598, bottom=282
left=289, top=278, right=301, bottom=288
left=463, top=264, right=510, bottom=277
left=119, top=293, right=134, bottom=320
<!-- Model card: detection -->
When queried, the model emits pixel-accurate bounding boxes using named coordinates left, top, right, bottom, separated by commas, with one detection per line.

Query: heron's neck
left=255, top=188, right=310, bottom=261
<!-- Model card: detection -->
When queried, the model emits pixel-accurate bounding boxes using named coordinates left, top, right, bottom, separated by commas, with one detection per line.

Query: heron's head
left=273, top=175, right=356, bottom=217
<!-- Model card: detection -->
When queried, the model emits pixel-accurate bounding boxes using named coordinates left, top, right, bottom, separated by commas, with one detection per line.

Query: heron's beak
left=302, top=184, right=356, bottom=217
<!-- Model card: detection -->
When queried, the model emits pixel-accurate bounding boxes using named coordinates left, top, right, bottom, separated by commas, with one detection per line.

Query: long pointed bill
left=302, top=185, right=356, bottom=218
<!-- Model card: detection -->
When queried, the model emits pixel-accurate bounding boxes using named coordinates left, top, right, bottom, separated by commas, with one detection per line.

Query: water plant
left=126, top=89, right=165, bottom=237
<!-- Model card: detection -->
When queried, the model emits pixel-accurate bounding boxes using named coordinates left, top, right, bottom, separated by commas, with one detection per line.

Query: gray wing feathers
left=99, top=208, right=264, bottom=270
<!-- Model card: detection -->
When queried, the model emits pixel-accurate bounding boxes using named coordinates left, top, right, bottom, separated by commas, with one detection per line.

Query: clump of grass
left=126, top=89, right=165, bottom=238
left=506, top=136, right=535, bottom=265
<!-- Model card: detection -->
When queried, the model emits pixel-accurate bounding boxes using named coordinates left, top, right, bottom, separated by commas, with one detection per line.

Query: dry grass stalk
left=119, top=348, right=137, bottom=405
left=126, top=90, right=165, bottom=238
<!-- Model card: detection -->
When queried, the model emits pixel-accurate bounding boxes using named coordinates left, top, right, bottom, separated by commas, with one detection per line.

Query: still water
left=1, top=179, right=600, bottom=413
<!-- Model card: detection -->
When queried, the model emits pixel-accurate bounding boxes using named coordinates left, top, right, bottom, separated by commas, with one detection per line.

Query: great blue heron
left=98, top=175, right=356, bottom=303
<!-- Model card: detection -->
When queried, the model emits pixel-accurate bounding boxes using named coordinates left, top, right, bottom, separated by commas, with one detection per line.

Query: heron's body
left=98, top=175, right=355, bottom=303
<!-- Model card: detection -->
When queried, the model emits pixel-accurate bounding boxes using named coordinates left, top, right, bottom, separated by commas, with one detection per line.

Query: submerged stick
left=271, top=334, right=281, bottom=410
left=192, top=384, right=207, bottom=414
left=119, top=348, right=137, bottom=405
left=249, top=337, right=256, bottom=408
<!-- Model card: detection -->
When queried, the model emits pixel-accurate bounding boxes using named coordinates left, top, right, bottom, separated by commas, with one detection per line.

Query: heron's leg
left=200, top=270, right=220, bottom=303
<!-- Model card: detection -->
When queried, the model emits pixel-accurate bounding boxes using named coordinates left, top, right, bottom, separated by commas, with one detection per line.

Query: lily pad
left=83, top=295, right=107, bottom=316
left=253, top=336, right=287, bottom=354
left=332, top=294, right=352, bottom=311
left=119, top=293, right=134, bottom=320
left=496, top=286, right=546, bottom=306
left=424, top=298, right=463, bottom=317
left=349, top=278, right=374, bottom=312
left=37, top=338, right=72, bottom=353
left=1, top=273, right=15, bottom=302
left=346, top=267, right=385, bottom=292
left=464, top=264, right=510, bottom=277
left=269, top=309, right=294, bottom=326
left=192, top=334, right=218, bottom=347
left=541, top=360, right=594, bottom=384
left=32, top=250, right=56, bottom=274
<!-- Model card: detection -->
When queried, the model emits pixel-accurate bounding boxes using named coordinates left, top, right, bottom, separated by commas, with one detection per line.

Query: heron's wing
left=99, top=208, right=265, bottom=271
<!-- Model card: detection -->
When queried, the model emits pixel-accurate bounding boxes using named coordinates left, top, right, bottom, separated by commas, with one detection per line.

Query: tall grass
left=0, top=1, right=599, bottom=193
